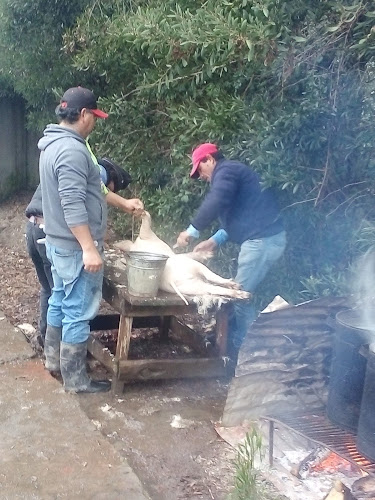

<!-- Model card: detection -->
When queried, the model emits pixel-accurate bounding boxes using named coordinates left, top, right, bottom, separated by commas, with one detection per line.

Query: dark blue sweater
left=191, top=159, right=283, bottom=244
left=25, top=184, right=43, bottom=217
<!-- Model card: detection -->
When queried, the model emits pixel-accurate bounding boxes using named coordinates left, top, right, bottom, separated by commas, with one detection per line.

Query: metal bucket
left=357, top=345, right=375, bottom=461
left=326, top=309, right=370, bottom=431
left=125, top=251, right=168, bottom=297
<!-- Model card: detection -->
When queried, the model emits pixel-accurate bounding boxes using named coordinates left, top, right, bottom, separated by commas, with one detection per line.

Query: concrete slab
left=0, top=311, right=149, bottom=500
left=0, top=313, right=35, bottom=364
left=0, top=359, right=149, bottom=499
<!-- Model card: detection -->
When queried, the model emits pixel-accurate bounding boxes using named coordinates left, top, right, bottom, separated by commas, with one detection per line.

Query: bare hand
left=193, top=238, right=217, bottom=253
left=83, top=247, right=103, bottom=273
left=176, top=231, right=191, bottom=248
left=124, top=198, right=144, bottom=215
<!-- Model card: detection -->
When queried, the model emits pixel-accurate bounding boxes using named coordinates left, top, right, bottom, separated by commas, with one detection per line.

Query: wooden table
left=88, top=256, right=232, bottom=392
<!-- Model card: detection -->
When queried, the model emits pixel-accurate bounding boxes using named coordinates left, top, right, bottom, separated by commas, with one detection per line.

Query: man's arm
left=106, top=191, right=144, bottom=215
left=177, top=227, right=228, bottom=251
left=193, top=229, right=228, bottom=252
left=176, top=225, right=200, bottom=248
left=190, top=167, right=238, bottom=231
left=70, top=225, right=103, bottom=273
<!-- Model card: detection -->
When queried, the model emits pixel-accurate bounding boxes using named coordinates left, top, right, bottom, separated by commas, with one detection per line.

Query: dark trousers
left=25, top=221, right=53, bottom=341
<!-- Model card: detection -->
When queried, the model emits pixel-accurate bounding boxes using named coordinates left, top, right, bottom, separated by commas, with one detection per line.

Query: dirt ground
left=0, top=191, right=237, bottom=500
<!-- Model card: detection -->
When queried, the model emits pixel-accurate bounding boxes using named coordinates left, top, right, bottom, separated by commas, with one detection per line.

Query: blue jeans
left=46, top=242, right=103, bottom=344
left=231, top=231, right=287, bottom=348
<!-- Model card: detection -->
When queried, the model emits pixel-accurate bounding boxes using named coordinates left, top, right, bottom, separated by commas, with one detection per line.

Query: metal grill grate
left=263, top=408, right=375, bottom=476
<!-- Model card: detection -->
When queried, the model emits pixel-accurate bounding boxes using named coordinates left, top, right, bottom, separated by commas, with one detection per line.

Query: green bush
left=1, top=0, right=375, bottom=304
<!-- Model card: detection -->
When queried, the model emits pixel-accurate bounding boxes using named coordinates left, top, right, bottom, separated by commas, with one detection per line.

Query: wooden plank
left=102, top=278, right=196, bottom=317
left=159, top=316, right=171, bottom=342
left=126, top=305, right=196, bottom=317
left=133, top=317, right=161, bottom=329
left=169, top=316, right=216, bottom=356
left=111, top=378, right=125, bottom=395
left=117, top=358, right=228, bottom=381
left=104, top=262, right=127, bottom=285
left=216, top=303, right=230, bottom=357
left=87, top=335, right=118, bottom=375
left=103, top=272, right=194, bottom=308
left=116, top=315, right=132, bottom=361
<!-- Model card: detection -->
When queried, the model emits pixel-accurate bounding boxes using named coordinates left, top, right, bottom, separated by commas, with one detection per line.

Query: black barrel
left=326, top=309, right=371, bottom=431
left=357, top=347, right=375, bottom=461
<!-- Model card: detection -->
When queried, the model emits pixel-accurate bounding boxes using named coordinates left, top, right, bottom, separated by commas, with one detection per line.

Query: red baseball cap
left=190, top=143, right=218, bottom=178
left=60, top=87, right=108, bottom=119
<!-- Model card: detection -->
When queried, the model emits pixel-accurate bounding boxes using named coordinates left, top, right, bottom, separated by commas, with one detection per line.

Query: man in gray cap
left=39, top=86, right=143, bottom=393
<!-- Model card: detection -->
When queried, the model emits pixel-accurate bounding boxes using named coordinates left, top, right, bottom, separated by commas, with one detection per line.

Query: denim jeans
left=46, top=242, right=103, bottom=344
left=25, top=222, right=53, bottom=341
left=231, top=230, right=287, bottom=348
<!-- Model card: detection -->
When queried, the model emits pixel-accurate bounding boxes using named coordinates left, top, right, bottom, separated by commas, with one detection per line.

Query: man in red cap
left=176, top=143, right=286, bottom=356
left=39, top=86, right=143, bottom=393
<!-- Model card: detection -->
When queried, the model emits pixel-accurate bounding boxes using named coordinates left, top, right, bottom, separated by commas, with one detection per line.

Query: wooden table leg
left=116, top=315, right=133, bottom=361
left=215, top=303, right=230, bottom=357
left=159, top=316, right=171, bottom=343
left=112, top=314, right=133, bottom=393
left=111, top=378, right=126, bottom=395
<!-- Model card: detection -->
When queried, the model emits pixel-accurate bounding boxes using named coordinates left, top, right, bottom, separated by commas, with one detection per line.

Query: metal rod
left=269, top=420, right=274, bottom=467
left=265, top=411, right=375, bottom=477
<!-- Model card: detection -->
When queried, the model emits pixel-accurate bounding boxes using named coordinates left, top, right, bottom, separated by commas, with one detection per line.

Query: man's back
left=192, top=159, right=283, bottom=243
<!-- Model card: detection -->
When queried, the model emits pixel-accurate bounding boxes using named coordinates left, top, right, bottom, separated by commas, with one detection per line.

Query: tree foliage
left=0, top=0, right=92, bottom=124
left=1, top=0, right=375, bottom=305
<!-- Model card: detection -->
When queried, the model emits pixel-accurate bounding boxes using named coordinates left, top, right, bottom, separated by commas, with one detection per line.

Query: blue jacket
left=191, top=159, right=283, bottom=244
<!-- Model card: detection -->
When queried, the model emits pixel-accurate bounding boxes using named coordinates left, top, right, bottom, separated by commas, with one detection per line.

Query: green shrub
left=1, top=0, right=375, bottom=302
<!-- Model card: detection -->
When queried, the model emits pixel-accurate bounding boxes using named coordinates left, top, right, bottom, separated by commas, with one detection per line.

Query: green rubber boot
left=44, top=325, right=62, bottom=374
left=60, top=341, right=110, bottom=393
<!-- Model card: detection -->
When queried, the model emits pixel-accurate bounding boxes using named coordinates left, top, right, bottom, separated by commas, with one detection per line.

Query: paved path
left=0, top=312, right=150, bottom=500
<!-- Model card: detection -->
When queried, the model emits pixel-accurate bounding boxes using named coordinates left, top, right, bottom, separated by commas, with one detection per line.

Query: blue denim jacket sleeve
left=186, top=224, right=200, bottom=238
left=211, top=229, right=228, bottom=246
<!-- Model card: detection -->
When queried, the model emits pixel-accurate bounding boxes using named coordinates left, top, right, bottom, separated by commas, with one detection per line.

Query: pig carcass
left=114, top=211, right=251, bottom=304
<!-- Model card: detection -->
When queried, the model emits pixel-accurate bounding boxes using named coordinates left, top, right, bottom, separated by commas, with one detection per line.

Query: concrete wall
left=0, top=96, right=40, bottom=200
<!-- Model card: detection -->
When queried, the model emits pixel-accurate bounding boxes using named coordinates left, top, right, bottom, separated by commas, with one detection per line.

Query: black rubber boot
left=60, top=341, right=110, bottom=393
left=44, top=325, right=62, bottom=374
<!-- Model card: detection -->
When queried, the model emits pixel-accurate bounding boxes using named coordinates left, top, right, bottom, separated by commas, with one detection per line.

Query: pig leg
left=195, top=264, right=241, bottom=289
left=200, top=283, right=250, bottom=299
left=178, top=280, right=250, bottom=299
